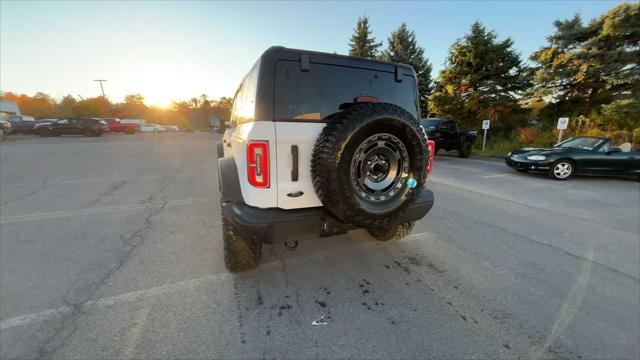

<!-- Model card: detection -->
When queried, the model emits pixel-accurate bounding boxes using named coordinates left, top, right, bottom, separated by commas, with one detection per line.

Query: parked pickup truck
left=420, top=118, right=477, bottom=158
left=8, top=115, right=36, bottom=134
left=102, top=118, right=139, bottom=134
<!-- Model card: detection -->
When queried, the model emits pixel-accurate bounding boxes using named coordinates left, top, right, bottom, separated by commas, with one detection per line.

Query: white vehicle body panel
left=273, top=122, right=324, bottom=209
left=224, top=121, right=278, bottom=209
left=140, top=124, right=164, bottom=132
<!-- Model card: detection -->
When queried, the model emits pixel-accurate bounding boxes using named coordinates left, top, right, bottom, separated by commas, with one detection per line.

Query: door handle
left=291, top=145, right=299, bottom=181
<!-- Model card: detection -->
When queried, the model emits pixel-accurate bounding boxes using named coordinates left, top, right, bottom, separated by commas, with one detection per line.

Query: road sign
left=481, top=120, right=490, bottom=151
left=557, top=117, right=569, bottom=143
left=557, top=117, right=569, bottom=130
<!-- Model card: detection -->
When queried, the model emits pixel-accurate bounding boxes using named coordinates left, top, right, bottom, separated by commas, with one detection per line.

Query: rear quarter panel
left=225, top=121, right=278, bottom=208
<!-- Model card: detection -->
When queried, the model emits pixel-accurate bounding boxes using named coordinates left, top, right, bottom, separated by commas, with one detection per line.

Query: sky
left=0, top=0, right=621, bottom=107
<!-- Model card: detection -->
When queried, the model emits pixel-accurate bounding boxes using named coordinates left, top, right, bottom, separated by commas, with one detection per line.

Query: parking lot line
left=481, top=173, right=513, bottom=178
left=11, top=174, right=190, bottom=187
left=1, top=231, right=437, bottom=331
left=436, top=163, right=491, bottom=174
left=0, top=196, right=216, bottom=224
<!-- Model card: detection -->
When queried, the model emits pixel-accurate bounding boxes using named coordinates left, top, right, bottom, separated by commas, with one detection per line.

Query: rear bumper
left=223, top=189, right=435, bottom=244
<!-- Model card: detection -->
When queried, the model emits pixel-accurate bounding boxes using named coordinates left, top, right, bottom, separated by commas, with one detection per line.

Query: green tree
left=382, top=23, right=432, bottom=116
left=429, top=22, right=529, bottom=132
left=529, top=3, right=640, bottom=131
left=55, top=95, right=77, bottom=118
left=348, top=16, right=382, bottom=59
left=73, top=96, right=111, bottom=117
left=113, top=93, right=148, bottom=119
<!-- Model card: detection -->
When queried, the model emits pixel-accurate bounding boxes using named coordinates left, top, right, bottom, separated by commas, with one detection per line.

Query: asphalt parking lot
left=1, top=133, right=638, bottom=359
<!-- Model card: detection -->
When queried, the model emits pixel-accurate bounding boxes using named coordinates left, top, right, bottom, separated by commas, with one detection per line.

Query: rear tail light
left=247, top=141, right=269, bottom=188
left=426, top=140, right=435, bottom=175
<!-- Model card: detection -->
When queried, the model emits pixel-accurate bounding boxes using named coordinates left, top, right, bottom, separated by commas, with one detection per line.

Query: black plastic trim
left=224, top=189, right=435, bottom=244
left=218, top=157, right=244, bottom=203
left=216, top=141, right=224, bottom=159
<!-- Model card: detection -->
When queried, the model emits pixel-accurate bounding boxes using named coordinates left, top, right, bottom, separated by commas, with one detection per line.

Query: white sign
left=482, top=120, right=490, bottom=130
left=557, top=117, right=569, bottom=130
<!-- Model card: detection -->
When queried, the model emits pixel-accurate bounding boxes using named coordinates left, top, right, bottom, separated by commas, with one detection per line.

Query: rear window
left=274, top=61, right=418, bottom=120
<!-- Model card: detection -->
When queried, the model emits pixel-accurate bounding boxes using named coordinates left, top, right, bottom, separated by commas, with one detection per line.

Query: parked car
left=102, top=118, right=139, bottom=134
left=38, top=118, right=109, bottom=137
left=8, top=115, right=36, bottom=134
left=140, top=124, right=165, bottom=133
left=217, top=46, right=434, bottom=272
left=505, top=136, right=640, bottom=180
left=420, top=118, right=477, bottom=158
left=0, top=120, right=11, bottom=140
left=164, top=125, right=179, bottom=132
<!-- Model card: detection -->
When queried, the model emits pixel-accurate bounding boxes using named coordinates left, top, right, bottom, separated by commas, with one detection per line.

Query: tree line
left=0, top=91, right=232, bottom=131
left=348, top=2, right=639, bottom=140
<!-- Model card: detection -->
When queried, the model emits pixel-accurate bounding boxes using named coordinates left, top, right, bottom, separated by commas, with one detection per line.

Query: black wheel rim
left=350, top=133, right=410, bottom=202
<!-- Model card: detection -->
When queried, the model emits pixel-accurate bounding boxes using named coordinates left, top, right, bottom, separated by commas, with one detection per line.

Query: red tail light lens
left=247, top=141, right=269, bottom=188
left=426, top=140, right=435, bottom=175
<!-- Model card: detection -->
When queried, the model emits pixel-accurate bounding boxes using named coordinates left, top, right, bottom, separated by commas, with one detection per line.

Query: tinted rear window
left=274, top=61, right=418, bottom=120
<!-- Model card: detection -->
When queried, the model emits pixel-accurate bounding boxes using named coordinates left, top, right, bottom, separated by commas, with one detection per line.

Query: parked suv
left=217, top=47, right=435, bottom=272
left=39, top=118, right=108, bottom=137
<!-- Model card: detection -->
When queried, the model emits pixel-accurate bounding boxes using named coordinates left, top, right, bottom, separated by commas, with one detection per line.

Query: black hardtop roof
left=260, top=46, right=416, bottom=75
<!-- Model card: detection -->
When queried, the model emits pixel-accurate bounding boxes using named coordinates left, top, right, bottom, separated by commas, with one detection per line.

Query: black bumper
left=223, top=189, right=435, bottom=244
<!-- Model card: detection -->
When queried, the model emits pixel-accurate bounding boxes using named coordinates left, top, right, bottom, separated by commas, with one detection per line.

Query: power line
left=93, top=79, right=107, bottom=98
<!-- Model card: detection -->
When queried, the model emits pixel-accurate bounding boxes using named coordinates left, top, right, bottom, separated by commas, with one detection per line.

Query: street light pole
left=93, top=79, right=107, bottom=98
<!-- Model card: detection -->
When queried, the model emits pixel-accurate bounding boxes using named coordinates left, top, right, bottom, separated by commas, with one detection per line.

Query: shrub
left=516, top=127, right=539, bottom=145
left=609, top=130, right=631, bottom=145
left=633, top=128, right=640, bottom=149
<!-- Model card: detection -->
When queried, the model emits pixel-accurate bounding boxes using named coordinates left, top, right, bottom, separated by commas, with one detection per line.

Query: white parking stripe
left=0, top=196, right=217, bottom=224
left=0, top=232, right=435, bottom=331
left=12, top=174, right=190, bottom=187
left=481, top=173, right=513, bottom=178
left=0, top=271, right=231, bottom=331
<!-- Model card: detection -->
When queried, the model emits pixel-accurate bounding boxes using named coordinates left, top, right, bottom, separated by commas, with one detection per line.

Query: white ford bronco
left=217, top=47, right=435, bottom=272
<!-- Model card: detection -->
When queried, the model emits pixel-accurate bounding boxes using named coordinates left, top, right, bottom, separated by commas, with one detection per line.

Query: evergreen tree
left=348, top=16, right=382, bottom=59
left=382, top=23, right=432, bottom=117
left=529, top=3, right=640, bottom=130
left=429, top=22, right=528, bottom=131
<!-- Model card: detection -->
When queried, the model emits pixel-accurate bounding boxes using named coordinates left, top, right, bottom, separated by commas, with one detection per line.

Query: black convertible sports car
left=505, top=136, right=640, bottom=180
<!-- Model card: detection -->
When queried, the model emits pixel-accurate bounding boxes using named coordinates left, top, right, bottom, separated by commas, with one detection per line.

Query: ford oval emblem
left=287, top=191, right=304, bottom=198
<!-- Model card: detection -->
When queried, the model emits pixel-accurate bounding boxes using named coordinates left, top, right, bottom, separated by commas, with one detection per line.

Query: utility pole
left=93, top=79, right=107, bottom=98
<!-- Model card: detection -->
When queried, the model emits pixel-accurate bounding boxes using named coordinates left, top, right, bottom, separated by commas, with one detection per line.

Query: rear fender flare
left=218, top=157, right=244, bottom=203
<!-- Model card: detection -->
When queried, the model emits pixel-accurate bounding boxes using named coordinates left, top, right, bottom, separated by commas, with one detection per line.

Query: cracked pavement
left=1, top=133, right=638, bottom=359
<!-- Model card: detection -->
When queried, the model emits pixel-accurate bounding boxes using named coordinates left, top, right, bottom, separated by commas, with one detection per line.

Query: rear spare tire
left=311, top=103, right=427, bottom=228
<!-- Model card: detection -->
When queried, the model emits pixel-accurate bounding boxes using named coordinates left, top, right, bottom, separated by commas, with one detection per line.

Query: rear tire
left=515, top=169, right=528, bottom=173
left=367, top=222, right=415, bottom=241
left=222, top=212, right=261, bottom=273
left=458, top=141, right=472, bottom=158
